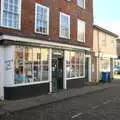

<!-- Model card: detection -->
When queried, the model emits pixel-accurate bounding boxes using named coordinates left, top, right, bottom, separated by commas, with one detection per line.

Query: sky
left=93, top=0, right=120, bottom=36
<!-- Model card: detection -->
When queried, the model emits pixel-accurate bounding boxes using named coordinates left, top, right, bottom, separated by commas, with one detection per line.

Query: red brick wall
left=0, top=0, right=93, bottom=48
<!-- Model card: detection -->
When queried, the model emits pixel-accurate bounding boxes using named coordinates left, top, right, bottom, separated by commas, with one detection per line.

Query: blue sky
left=94, top=0, right=120, bottom=35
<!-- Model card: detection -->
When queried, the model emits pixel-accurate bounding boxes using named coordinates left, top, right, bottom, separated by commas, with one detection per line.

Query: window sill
left=77, top=4, right=86, bottom=10
left=77, top=40, right=85, bottom=43
left=66, top=76, right=85, bottom=80
left=59, top=36, right=70, bottom=40
left=0, top=25, right=21, bottom=31
left=34, top=30, right=49, bottom=35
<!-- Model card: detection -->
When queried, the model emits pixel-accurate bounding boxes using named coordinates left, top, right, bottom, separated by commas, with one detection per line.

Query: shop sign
left=5, top=59, right=13, bottom=70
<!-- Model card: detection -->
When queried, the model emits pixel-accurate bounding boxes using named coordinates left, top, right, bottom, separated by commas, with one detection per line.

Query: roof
left=93, top=25, right=119, bottom=38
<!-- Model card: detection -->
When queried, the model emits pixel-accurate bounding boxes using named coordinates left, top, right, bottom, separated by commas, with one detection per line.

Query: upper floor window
left=35, top=3, right=49, bottom=35
left=102, top=33, right=106, bottom=41
left=101, top=33, right=106, bottom=45
left=112, top=40, right=115, bottom=47
left=60, top=12, right=70, bottom=39
left=77, top=0, right=85, bottom=8
left=77, top=19, right=85, bottom=42
left=111, top=38, right=115, bottom=48
left=1, top=0, right=21, bottom=29
left=99, top=32, right=106, bottom=46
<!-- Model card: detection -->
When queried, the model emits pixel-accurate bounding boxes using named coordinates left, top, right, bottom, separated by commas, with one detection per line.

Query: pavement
left=0, top=80, right=120, bottom=117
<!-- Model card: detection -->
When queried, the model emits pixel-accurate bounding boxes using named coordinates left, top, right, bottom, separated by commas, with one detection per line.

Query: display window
left=14, top=46, right=49, bottom=84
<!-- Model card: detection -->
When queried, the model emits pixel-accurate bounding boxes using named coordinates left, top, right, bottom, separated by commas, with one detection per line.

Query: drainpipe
left=97, top=31, right=100, bottom=83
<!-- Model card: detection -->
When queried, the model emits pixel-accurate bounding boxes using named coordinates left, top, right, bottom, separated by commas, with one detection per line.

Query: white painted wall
left=4, top=46, right=15, bottom=87
left=0, top=46, right=4, bottom=100
left=63, top=50, right=67, bottom=89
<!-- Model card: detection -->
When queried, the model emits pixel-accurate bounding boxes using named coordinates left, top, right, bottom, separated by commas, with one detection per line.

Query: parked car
left=114, top=66, right=120, bottom=74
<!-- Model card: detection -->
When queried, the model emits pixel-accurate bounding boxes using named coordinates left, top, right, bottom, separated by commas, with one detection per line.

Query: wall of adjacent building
left=93, top=29, right=117, bottom=57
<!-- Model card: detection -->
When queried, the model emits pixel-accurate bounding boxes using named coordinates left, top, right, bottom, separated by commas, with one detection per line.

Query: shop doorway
left=52, top=50, right=64, bottom=92
left=85, top=56, right=91, bottom=82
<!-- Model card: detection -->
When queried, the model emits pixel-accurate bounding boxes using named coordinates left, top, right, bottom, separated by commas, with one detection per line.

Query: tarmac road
left=1, top=84, right=120, bottom=120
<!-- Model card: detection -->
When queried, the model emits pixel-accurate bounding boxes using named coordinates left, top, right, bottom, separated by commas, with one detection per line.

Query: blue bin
left=101, top=72, right=106, bottom=82
left=101, top=72, right=110, bottom=82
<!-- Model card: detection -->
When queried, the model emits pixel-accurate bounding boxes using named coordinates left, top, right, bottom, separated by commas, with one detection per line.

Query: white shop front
left=0, top=35, right=91, bottom=100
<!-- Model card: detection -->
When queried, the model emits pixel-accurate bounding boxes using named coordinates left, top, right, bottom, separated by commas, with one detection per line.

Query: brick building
left=0, top=0, right=93, bottom=100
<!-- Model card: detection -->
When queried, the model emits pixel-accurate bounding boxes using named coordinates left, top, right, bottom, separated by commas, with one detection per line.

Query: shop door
left=85, top=58, right=89, bottom=81
left=52, top=50, right=63, bottom=92
left=85, top=56, right=91, bottom=82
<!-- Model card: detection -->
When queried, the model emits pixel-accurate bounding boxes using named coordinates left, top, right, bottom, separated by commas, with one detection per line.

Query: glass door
left=52, top=50, right=64, bottom=92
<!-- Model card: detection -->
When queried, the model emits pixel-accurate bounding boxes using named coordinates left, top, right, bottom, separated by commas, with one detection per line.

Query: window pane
left=15, top=46, right=25, bottom=84
left=24, top=48, right=33, bottom=83
left=14, top=6, right=18, bottom=13
left=66, top=64, right=71, bottom=78
left=3, top=11, right=8, bottom=26
left=77, top=0, right=85, bottom=8
left=79, top=53, right=84, bottom=76
left=66, top=51, right=70, bottom=64
left=71, top=52, right=76, bottom=77
left=41, top=49, right=49, bottom=81
left=4, top=2, right=8, bottom=10
left=76, top=64, right=79, bottom=77
left=80, top=64, right=84, bottom=76
left=13, top=14, right=18, bottom=28
left=32, top=48, right=41, bottom=82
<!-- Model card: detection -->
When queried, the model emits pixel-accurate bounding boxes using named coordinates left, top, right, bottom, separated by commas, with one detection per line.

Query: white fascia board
left=95, top=52, right=117, bottom=58
left=102, top=54, right=118, bottom=58
left=0, top=35, right=91, bottom=51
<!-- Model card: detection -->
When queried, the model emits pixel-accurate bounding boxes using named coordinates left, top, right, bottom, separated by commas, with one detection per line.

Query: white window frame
left=35, top=3, right=49, bottom=35
left=0, top=0, right=22, bottom=30
left=59, top=12, right=70, bottom=39
left=77, top=0, right=86, bottom=9
left=101, top=32, right=107, bottom=46
left=102, top=33, right=106, bottom=41
left=77, top=19, right=85, bottom=42
left=14, top=46, right=50, bottom=86
left=65, top=51, right=85, bottom=80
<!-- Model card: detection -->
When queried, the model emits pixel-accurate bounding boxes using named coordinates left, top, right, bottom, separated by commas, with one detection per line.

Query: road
left=2, top=85, right=120, bottom=120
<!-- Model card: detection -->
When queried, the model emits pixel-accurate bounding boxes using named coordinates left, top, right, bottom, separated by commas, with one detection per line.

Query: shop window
left=35, top=3, right=49, bottom=35
left=66, top=51, right=85, bottom=79
left=1, top=0, right=21, bottom=29
left=14, top=46, right=49, bottom=84
left=15, top=46, right=24, bottom=84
